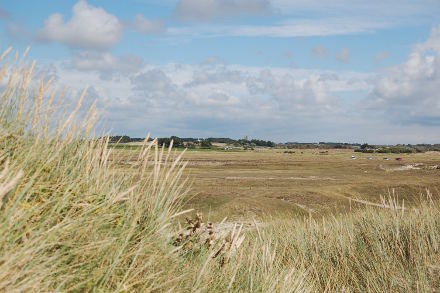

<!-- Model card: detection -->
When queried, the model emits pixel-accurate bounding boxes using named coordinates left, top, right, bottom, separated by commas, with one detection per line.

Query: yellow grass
left=116, top=147, right=440, bottom=221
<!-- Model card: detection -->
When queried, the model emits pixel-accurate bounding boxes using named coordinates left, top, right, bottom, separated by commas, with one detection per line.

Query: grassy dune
left=1, top=50, right=440, bottom=292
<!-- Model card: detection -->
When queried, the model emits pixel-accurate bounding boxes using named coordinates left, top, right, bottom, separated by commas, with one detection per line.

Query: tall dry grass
left=1, top=48, right=440, bottom=292
left=0, top=48, right=190, bottom=291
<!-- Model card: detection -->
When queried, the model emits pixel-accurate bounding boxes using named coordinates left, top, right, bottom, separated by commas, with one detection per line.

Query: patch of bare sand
left=379, top=163, right=438, bottom=172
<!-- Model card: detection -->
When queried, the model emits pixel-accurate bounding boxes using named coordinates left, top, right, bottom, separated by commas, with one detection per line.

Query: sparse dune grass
left=260, top=196, right=440, bottom=291
left=1, top=49, right=440, bottom=292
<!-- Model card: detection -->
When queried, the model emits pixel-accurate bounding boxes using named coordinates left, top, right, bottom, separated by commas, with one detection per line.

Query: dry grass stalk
left=0, top=48, right=190, bottom=291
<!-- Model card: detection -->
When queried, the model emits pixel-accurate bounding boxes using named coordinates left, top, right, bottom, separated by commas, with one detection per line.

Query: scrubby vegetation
left=1, top=49, right=440, bottom=292
left=355, top=144, right=416, bottom=154
left=355, top=143, right=440, bottom=154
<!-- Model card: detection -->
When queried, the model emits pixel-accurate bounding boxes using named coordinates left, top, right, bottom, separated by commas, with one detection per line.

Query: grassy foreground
left=1, top=50, right=440, bottom=292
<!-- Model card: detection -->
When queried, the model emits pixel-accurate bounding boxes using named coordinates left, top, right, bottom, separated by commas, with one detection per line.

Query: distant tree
left=200, top=140, right=212, bottom=148
left=360, top=143, right=374, bottom=150
left=170, top=136, right=183, bottom=148
left=109, top=135, right=131, bottom=143
left=156, top=136, right=184, bottom=148
left=207, top=137, right=236, bottom=144
left=157, top=137, right=171, bottom=147
left=109, top=136, right=121, bottom=143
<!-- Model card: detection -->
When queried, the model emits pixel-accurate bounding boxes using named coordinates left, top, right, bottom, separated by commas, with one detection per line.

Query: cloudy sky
left=1, top=0, right=440, bottom=143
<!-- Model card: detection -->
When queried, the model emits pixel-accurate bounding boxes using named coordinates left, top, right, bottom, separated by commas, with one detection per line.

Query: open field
left=115, top=147, right=440, bottom=221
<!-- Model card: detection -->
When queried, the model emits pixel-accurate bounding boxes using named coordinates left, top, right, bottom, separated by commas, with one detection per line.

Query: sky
left=0, top=0, right=440, bottom=143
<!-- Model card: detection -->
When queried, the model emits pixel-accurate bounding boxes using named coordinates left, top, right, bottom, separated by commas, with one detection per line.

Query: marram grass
left=1, top=49, right=440, bottom=292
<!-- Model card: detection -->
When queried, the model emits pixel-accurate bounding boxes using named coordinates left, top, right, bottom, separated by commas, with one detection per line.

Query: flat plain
left=117, top=147, right=440, bottom=221
left=185, top=150, right=440, bottom=220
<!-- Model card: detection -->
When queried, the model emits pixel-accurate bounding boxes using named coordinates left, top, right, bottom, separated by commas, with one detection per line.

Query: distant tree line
left=206, top=137, right=236, bottom=144
left=245, top=139, right=276, bottom=147
left=354, top=143, right=440, bottom=154
left=280, top=142, right=359, bottom=149
left=108, top=136, right=440, bottom=152
left=109, top=136, right=145, bottom=143
left=108, top=135, right=275, bottom=149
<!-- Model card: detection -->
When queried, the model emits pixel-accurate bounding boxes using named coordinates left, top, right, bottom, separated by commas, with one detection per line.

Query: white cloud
left=35, top=56, right=440, bottom=143
left=185, top=66, right=245, bottom=86
left=168, top=17, right=391, bottom=38
left=174, top=0, right=272, bottom=21
left=235, top=19, right=385, bottom=37
left=187, top=91, right=240, bottom=106
left=71, top=51, right=144, bottom=78
left=168, top=0, right=439, bottom=38
left=366, top=25, right=440, bottom=126
left=132, top=14, right=165, bottom=34
left=336, top=48, right=350, bottom=63
left=39, top=58, right=375, bottom=141
left=416, top=25, right=440, bottom=53
left=37, top=0, right=122, bottom=50
left=246, top=69, right=340, bottom=113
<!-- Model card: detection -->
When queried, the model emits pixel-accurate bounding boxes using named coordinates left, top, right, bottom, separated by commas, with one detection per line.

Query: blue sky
left=1, top=0, right=440, bottom=143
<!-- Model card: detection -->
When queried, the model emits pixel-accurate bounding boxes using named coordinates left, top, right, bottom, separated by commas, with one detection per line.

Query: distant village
left=109, top=135, right=440, bottom=153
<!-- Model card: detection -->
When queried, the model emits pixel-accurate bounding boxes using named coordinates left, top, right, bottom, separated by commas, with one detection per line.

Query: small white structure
left=351, top=155, right=356, bottom=159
